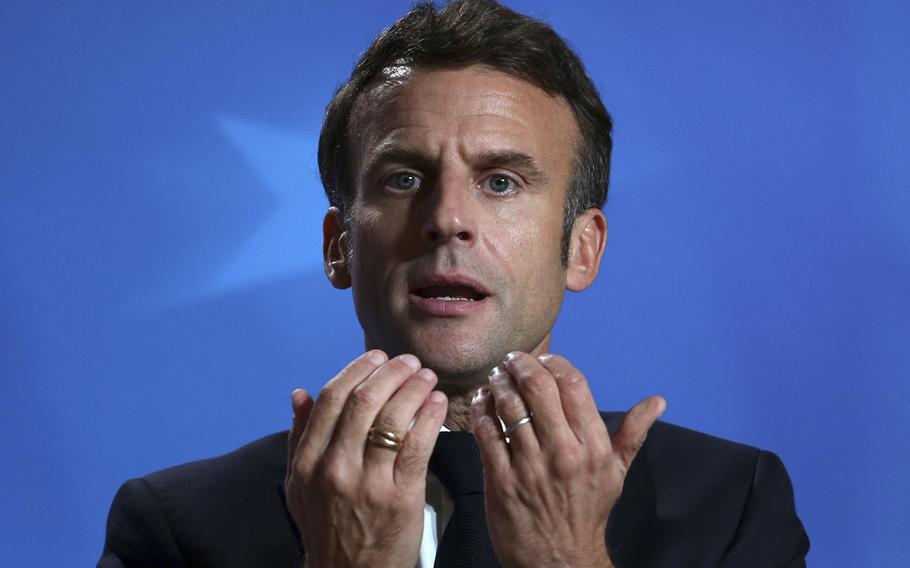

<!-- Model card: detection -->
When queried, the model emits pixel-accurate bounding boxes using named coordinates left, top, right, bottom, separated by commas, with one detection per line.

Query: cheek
left=349, top=223, right=390, bottom=297
left=485, top=218, right=566, bottom=320
left=348, top=210, right=412, bottom=307
left=488, top=205, right=564, bottom=272
left=355, top=200, right=422, bottom=257
left=350, top=202, right=401, bottom=258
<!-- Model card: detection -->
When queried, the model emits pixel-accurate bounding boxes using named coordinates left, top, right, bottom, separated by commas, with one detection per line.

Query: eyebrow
left=363, top=145, right=549, bottom=186
left=363, top=146, right=434, bottom=177
left=473, top=150, right=549, bottom=186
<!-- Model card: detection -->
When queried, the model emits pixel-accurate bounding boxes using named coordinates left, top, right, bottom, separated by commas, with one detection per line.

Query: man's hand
left=471, top=352, right=665, bottom=568
left=285, top=350, right=448, bottom=568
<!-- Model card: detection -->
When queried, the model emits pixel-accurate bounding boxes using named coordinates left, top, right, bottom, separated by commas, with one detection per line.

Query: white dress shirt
left=417, top=427, right=454, bottom=567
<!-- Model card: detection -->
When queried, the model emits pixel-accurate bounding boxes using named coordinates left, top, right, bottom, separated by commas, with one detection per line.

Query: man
left=100, top=1, right=809, bottom=567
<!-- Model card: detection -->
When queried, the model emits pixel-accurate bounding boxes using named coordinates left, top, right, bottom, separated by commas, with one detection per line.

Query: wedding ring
left=503, top=414, right=533, bottom=441
left=367, top=427, right=404, bottom=452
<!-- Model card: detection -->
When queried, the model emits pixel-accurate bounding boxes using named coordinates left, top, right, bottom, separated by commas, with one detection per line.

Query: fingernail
left=429, top=391, right=446, bottom=403
left=488, top=366, right=505, bottom=382
left=472, top=387, right=489, bottom=405
left=366, top=350, right=386, bottom=365
left=504, top=351, right=522, bottom=363
left=416, top=368, right=436, bottom=382
left=398, top=354, right=420, bottom=370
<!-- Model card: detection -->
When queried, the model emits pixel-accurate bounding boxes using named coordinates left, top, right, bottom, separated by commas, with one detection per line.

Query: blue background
left=2, top=1, right=908, bottom=566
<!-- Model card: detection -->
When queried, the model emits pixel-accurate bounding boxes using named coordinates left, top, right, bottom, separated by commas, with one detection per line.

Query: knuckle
left=347, top=352, right=382, bottom=373
left=497, top=391, right=527, bottom=416
left=552, top=447, right=582, bottom=478
left=363, top=486, right=392, bottom=510
left=561, top=369, right=587, bottom=385
left=520, top=370, right=553, bottom=396
left=546, top=353, right=570, bottom=365
left=474, top=414, right=501, bottom=438
left=394, top=377, right=428, bottom=402
left=349, top=385, right=379, bottom=408
left=404, top=430, right=431, bottom=453
left=388, top=357, right=419, bottom=378
left=422, top=398, right=447, bottom=420
left=318, top=461, right=350, bottom=494
left=551, top=365, right=586, bottom=386
left=372, top=414, right=402, bottom=433
left=317, top=385, right=345, bottom=407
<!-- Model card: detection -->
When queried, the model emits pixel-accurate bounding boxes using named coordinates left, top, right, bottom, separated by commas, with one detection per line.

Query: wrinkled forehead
left=347, top=64, right=578, bottom=172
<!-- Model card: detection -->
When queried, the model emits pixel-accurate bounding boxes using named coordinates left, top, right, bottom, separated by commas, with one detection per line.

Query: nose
left=420, top=174, right=477, bottom=246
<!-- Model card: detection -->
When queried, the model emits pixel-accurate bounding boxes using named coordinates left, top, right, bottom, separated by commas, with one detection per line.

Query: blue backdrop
left=2, top=1, right=908, bottom=566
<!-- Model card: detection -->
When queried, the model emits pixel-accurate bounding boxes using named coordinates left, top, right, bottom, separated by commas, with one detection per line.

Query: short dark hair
left=318, top=0, right=613, bottom=264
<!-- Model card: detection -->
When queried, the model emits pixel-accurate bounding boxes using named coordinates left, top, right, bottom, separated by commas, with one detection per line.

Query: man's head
left=319, top=0, right=611, bottom=392
left=319, top=0, right=613, bottom=263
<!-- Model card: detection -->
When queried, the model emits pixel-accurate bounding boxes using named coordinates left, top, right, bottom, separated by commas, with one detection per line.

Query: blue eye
left=385, top=172, right=422, bottom=191
left=486, top=174, right=517, bottom=194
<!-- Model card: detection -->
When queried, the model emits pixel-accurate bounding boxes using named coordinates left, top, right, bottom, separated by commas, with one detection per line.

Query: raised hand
left=471, top=352, right=665, bottom=568
left=285, top=350, right=448, bottom=567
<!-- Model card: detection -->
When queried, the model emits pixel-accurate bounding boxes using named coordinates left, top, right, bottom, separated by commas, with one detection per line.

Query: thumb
left=286, top=388, right=315, bottom=481
left=612, top=395, right=666, bottom=473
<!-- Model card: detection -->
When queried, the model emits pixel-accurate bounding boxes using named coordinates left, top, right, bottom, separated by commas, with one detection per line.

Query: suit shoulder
left=142, top=431, right=289, bottom=497
left=601, top=410, right=770, bottom=516
left=104, top=432, right=300, bottom=565
left=650, top=419, right=760, bottom=462
left=601, top=411, right=761, bottom=466
left=600, top=414, right=808, bottom=563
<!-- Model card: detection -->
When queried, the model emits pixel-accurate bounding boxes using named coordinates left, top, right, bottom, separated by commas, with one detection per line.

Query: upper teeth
left=435, top=296, right=473, bottom=301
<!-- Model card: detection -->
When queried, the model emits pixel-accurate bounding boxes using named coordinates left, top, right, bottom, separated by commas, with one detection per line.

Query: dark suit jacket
left=98, top=414, right=809, bottom=567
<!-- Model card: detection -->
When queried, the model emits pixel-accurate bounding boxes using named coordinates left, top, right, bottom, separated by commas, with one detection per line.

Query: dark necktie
left=429, top=431, right=500, bottom=568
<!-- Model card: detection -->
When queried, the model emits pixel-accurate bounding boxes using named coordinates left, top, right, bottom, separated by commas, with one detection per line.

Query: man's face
left=336, top=65, right=581, bottom=392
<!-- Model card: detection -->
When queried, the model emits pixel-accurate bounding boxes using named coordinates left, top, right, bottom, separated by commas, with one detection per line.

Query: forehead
left=350, top=65, right=578, bottom=176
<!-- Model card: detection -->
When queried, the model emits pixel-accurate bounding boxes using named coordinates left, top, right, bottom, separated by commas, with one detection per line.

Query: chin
left=408, top=338, right=503, bottom=389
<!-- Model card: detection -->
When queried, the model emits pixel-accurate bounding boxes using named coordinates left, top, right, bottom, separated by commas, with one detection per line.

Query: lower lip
left=408, top=294, right=489, bottom=316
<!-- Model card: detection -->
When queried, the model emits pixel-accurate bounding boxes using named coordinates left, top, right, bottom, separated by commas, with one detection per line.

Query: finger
left=489, top=364, right=539, bottom=454
left=538, top=354, right=608, bottom=445
left=393, top=390, right=447, bottom=486
left=298, top=350, right=388, bottom=462
left=471, top=386, right=511, bottom=477
left=331, top=354, right=423, bottom=460
left=503, top=352, right=574, bottom=450
left=364, top=367, right=439, bottom=473
left=286, top=388, right=315, bottom=481
left=611, top=396, right=666, bottom=473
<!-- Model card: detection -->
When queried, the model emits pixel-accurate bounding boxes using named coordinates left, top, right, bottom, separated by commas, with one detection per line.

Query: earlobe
left=323, top=207, right=352, bottom=289
left=565, top=209, right=607, bottom=292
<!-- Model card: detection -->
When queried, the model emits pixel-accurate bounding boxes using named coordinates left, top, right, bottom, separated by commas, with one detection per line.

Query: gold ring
left=368, top=427, right=403, bottom=452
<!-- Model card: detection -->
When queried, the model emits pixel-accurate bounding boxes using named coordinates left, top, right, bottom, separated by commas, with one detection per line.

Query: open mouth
left=408, top=274, right=491, bottom=316
left=412, top=284, right=487, bottom=302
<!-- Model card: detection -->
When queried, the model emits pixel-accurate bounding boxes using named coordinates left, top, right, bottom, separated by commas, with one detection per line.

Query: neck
left=443, top=388, right=481, bottom=431
left=363, top=333, right=555, bottom=432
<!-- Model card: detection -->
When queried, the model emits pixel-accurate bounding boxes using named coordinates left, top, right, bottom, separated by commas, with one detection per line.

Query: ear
left=323, top=207, right=351, bottom=289
left=565, top=208, right=607, bottom=292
